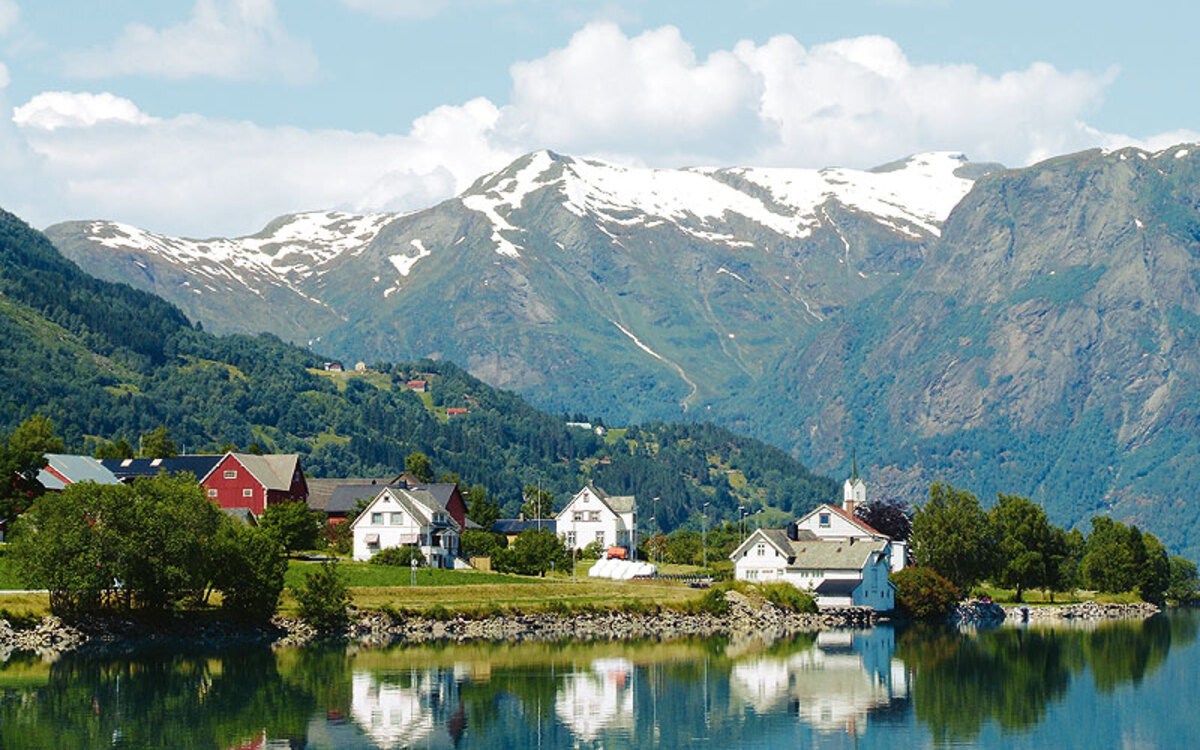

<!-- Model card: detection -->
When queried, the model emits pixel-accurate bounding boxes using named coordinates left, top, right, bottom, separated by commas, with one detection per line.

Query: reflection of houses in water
left=730, top=628, right=909, bottom=735
left=554, top=658, right=636, bottom=741
left=348, top=667, right=465, bottom=748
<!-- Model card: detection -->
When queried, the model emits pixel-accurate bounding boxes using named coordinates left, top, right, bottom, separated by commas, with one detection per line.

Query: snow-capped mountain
left=47, top=149, right=996, bottom=413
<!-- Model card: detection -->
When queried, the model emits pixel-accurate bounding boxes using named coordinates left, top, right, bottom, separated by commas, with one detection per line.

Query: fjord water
left=2, top=612, right=1198, bottom=749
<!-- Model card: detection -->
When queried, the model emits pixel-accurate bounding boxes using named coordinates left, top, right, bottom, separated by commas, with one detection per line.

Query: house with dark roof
left=102, top=455, right=224, bottom=482
left=491, top=517, right=557, bottom=544
left=307, top=477, right=475, bottom=529
left=555, top=483, right=636, bottom=552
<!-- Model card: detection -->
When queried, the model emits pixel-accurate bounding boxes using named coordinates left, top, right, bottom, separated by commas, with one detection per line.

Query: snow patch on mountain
left=390, top=239, right=432, bottom=277
left=461, top=151, right=977, bottom=251
left=87, top=211, right=396, bottom=293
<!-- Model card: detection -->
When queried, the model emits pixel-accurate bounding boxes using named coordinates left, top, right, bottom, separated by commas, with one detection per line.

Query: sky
left=0, top=0, right=1197, bottom=237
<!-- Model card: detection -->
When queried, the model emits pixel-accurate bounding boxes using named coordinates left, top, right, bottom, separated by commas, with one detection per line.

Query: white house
left=730, top=529, right=896, bottom=610
left=793, top=465, right=908, bottom=573
left=350, top=486, right=461, bottom=567
left=555, top=484, right=636, bottom=552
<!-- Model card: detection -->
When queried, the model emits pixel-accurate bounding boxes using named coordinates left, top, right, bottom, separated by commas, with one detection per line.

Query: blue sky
left=0, top=0, right=1195, bottom=235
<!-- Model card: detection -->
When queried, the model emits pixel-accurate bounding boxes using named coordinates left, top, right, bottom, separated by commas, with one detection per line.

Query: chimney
left=786, top=521, right=799, bottom=541
left=844, top=498, right=856, bottom=517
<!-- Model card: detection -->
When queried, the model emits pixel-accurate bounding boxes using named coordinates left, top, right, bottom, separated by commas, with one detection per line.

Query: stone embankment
left=2, top=594, right=879, bottom=655
left=1001, top=601, right=1160, bottom=622
left=948, top=599, right=1160, bottom=627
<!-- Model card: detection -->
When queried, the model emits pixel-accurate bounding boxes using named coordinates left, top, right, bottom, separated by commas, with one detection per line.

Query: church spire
left=851, top=446, right=858, bottom=482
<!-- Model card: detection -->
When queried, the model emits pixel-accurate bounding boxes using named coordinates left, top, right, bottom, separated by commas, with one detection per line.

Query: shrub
left=460, top=530, right=506, bottom=559
left=369, top=546, right=424, bottom=567
left=757, top=582, right=818, bottom=613
left=322, top=521, right=353, bottom=556
left=260, top=501, right=324, bottom=553
left=212, top=524, right=288, bottom=621
left=891, top=567, right=960, bottom=620
left=580, top=541, right=604, bottom=561
left=698, top=587, right=729, bottom=616
left=293, top=561, right=350, bottom=631
left=492, top=528, right=568, bottom=576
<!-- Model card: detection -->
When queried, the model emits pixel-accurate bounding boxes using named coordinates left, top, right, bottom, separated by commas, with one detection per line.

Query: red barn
left=199, top=453, right=307, bottom=515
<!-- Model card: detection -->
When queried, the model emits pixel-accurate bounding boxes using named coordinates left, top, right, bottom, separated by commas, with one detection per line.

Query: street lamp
left=702, top=502, right=710, bottom=570
left=738, top=505, right=745, bottom=538
left=648, top=516, right=656, bottom=565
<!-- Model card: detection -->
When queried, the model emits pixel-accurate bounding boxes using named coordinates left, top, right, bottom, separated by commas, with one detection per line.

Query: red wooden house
left=199, top=453, right=307, bottom=515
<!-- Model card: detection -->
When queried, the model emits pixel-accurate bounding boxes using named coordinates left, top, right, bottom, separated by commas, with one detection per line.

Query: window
left=589, top=511, right=600, bottom=521
left=573, top=512, right=584, bottom=522
left=390, top=512, right=403, bottom=525
left=746, top=569, right=758, bottom=581
left=207, top=488, right=218, bottom=498
left=566, top=531, right=577, bottom=547
left=371, top=512, right=383, bottom=525
left=224, top=470, right=237, bottom=479
left=756, top=543, right=766, bottom=557
left=819, top=513, right=831, bottom=527
left=242, top=488, right=253, bottom=497
left=595, top=531, right=605, bottom=545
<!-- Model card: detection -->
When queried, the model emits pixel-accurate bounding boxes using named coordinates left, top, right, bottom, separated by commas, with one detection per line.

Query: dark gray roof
left=327, top=483, right=403, bottom=514
left=222, top=507, right=258, bottom=526
left=102, top=455, right=222, bottom=481
left=588, top=483, right=636, bottom=514
left=493, top=519, right=557, bottom=535
left=816, top=578, right=861, bottom=595
left=307, top=477, right=399, bottom=512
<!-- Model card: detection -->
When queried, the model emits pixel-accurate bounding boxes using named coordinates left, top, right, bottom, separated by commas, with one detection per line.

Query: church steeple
left=843, top=448, right=866, bottom=515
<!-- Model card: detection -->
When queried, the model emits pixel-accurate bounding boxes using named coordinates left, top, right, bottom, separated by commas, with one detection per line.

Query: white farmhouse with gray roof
left=730, top=528, right=896, bottom=611
left=351, top=486, right=461, bottom=568
left=555, top=484, right=636, bottom=552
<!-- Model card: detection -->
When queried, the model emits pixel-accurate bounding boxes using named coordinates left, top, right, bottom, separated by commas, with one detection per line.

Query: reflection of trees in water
left=899, top=616, right=1192, bottom=745
left=0, top=646, right=314, bottom=750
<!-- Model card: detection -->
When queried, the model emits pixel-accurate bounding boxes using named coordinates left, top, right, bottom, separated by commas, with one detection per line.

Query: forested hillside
left=0, top=209, right=835, bottom=529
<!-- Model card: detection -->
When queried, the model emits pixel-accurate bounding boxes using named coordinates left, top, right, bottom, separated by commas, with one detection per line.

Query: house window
left=756, top=543, right=766, bottom=557
left=566, top=531, right=577, bottom=547
left=819, top=513, right=830, bottom=527
left=224, top=470, right=237, bottom=479
left=595, top=531, right=605, bottom=545
left=747, top=569, right=758, bottom=581
left=390, top=512, right=403, bottom=525
left=371, top=512, right=383, bottom=525
left=207, top=488, right=218, bottom=498
left=573, top=511, right=584, bottom=522
left=589, top=511, right=600, bottom=521
left=242, top=488, right=253, bottom=497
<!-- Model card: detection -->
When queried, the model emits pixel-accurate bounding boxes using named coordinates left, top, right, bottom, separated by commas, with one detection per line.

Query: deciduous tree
left=911, top=482, right=994, bottom=592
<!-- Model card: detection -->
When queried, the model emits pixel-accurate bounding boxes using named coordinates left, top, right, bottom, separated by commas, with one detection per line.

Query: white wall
left=796, top=506, right=872, bottom=541
left=352, top=490, right=459, bottom=567
left=556, top=487, right=630, bottom=551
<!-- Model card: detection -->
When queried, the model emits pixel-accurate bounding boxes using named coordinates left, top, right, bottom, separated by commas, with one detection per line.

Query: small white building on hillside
left=555, top=484, right=636, bottom=552
left=351, top=486, right=461, bottom=567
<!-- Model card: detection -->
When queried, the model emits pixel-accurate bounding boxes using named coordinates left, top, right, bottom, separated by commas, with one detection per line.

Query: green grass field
left=284, top=560, right=544, bottom=588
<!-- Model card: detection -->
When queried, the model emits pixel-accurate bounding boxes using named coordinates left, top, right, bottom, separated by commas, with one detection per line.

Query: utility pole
left=702, top=502, right=710, bottom=569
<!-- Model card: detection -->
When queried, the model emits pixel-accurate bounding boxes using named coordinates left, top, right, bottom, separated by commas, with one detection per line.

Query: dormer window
left=819, top=513, right=831, bottom=527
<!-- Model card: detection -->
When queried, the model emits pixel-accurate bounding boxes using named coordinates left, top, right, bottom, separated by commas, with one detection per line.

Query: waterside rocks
left=1001, top=601, right=1160, bottom=622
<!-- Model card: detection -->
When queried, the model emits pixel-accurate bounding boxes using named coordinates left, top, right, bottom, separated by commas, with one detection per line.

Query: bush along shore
left=0, top=591, right=876, bottom=657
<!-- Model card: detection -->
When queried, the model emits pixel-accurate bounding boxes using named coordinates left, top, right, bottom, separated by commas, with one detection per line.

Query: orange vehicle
left=606, top=546, right=628, bottom=560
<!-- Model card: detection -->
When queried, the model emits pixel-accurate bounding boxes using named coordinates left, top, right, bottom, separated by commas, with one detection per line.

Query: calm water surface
left=2, top=611, right=1199, bottom=749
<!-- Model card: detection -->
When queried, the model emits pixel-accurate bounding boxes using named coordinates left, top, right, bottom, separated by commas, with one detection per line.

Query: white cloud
left=63, top=0, right=316, bottom=84
left=5, top=23, right=1195, bottom=238
left=497, top=24, right=1120, bottom=169
left=13, top=91, right=155, bottom=130
left=12, top=92, right=513, bottom=235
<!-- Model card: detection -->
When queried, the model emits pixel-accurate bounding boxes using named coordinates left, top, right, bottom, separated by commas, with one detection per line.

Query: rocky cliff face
left=746, top=146, right=1200, bottom=556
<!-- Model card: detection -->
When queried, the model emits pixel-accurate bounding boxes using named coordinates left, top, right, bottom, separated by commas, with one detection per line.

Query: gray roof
left=493, top=519, right=557, bottom=535
left=222, top=507, right=259, bottom=526
left=227, top=453, right=300, bottom=491
left=589, top=484, right=635, bottom=513
left=787, top=538, right=889, bottom=570
left=307, top=477, right=401, bottom=512
left=327, top=483, right=402, bottom=514
left=816, top=578, right=861, bottom=595
left=38, top=454, right=120, bottom=490
left=102, top=455, right=222, bottom=481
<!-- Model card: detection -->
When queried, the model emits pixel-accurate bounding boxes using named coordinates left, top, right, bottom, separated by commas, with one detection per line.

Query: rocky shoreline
left=949, top=600, right=1160, bottom=626
left=0, top=593, right=878, bottom=658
